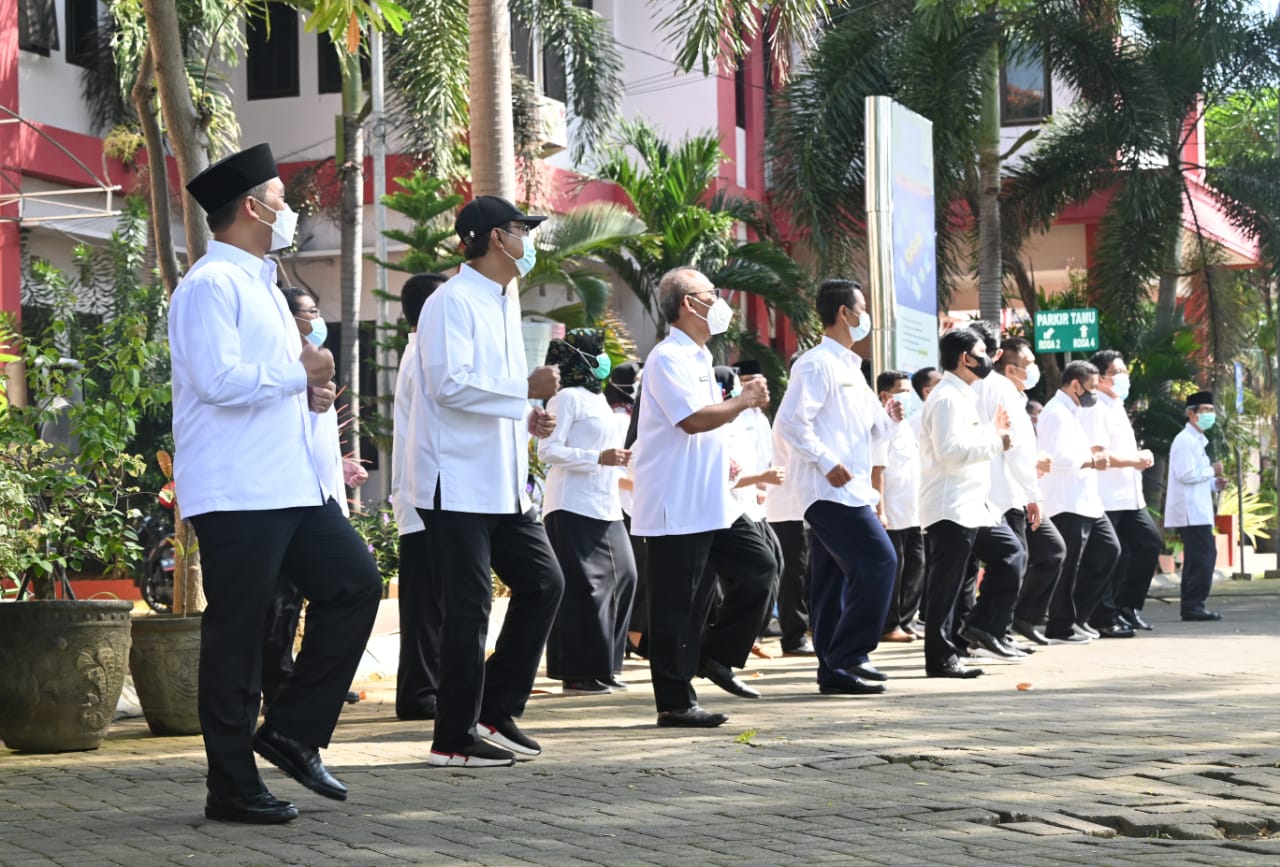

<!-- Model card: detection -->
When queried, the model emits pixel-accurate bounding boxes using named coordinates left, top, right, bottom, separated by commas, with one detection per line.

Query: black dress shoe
left=254, top=724, right=348, bottom=801
left=1118, top=607, right=1154, bottom=631
left=1012, top=618, right=1051, bottom=646
left=820, top=671, right=886, bottom=695
left=1181, top=609, right=1223, bottom=622
left=657, top=705, right=728, bottom=727
left=781, top=638, right=816, bottom=656
left=396, top=695, right=438, bottom=721
left=926, top=659, right=983, bottom=678
left=846, top=662, right=888, bottom=682
left=205, top=791, right=298, bottom=824
left=698, top=658, right=761, bottom=698
left=1095, top=623, right=1136, bottom=638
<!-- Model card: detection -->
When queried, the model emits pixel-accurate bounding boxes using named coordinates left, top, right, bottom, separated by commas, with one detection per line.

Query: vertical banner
left=866, top=97, right=938, bottom=375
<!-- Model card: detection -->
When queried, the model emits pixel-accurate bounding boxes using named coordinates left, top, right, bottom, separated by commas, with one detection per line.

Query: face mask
left=691, top=295, right=734, bottom=335
left=1111, top=373, right=1131, bottom=401
left=500, top=229, right=537, bottom=277
left=1022, top=363, right=1041, bottom=391
left=848, top=310, right=871, bottom=342
left=573, top=345, right=612, bottom=380
left=301, top=315, right=327, bottom=348
left=1078, top=388, right=1097, bottom=408
left=254, top=199, right=299, bottom=252
left=967, top=354, right=994, bottom=379
left=730, top=377, right=743, bottom=400
left=897, top=390, right=920, bottom=419
left=1197, top=411, right=1216, bottom=431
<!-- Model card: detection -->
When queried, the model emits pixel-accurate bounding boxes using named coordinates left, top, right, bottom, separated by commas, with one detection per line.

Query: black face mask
left=1078, top=388, right=1097, bottom=408
left=967, top=354, right=994, bottom=380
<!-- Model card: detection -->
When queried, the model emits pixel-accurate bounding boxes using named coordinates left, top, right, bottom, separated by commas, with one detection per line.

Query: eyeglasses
left=501, top=224, right=533, bottom=237
left=686, top=288, right=720, bottom=300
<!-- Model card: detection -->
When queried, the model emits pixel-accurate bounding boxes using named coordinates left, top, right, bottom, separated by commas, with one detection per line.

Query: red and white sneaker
left=427, top=740, right=515, bottom=768
left=478, top=719, right=541, bottom=759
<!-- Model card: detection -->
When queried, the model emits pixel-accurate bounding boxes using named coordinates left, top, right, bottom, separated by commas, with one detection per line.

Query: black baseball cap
left=455, top=195, right=547, bottom=243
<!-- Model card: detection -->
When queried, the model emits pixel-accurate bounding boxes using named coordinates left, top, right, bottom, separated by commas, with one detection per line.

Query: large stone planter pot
left=129, top=613, right=202, bottom=736
left=0, top=599, right=134, bottom=752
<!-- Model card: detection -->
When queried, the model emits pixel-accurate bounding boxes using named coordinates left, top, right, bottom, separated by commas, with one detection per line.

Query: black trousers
left=644, top=516, right=775, bottom=712
left=1100, top=508, right=1162, bottom=615
left=923, top=519, right=1024, bottom=669
left=1009, top=509, right=1068, bottom=627
left=190, top=499, right=382, bottom=800
left=260, top=578, right=305, bottom=707
left=805, top=501, right=896, bottom=685
left=884, top=526, right=925, bottom=633
left=544, top=511, right=637, bottom=681
left=396, top=530, right=442, bottom=718
left=418, top=505, right=564, bottom=752
left=755, top=520, right=786, bottom=638
left=1047, top=512, right=1121, bottom=636
left=624, top=513, right=648, bottom=634
left=1177, top=524, right=1216, bottom=614
left=769, top=519, right=811, bottom=648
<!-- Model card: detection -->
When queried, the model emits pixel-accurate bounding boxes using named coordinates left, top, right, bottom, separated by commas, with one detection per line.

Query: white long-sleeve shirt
left=409, top=264, right=532, bottom=515
left=391, top=333, right=425, bottom=535
left=538, top=386, right=624, bottom=521
left=1086, top=390, right=1146, bottom=511
left=775, top=338, right=892, bottom=513
left=980, top=372, right=1041, bottom=514
left=1038, top=390, right=1104, bottom=519
left=1165, top=423, right=1215, bottom=527
left=631, top=327, right=741, bottom=537
left=729, top=407, right=774, bottom=522
left=917, top=371, right=1004, bottom=528
left=169, top=240, right=324, bottom=518
left=311, top=406, right=349, bottom=517
left=764, top=428, right=805, bottom=523
left=871, top=411, right=920, bottom=530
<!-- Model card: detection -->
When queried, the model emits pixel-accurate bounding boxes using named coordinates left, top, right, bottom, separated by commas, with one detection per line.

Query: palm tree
left=588, top=119, right=816, bottom=346
left=469, top=0, right=517, bottom=198
left=1005, top=0, right=1280, bottom=346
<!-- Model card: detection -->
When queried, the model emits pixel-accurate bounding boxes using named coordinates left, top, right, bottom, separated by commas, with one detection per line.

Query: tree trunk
left=977, top=37, right=1003, bottom=326
left=130, top=41, right=181, bottom=296
left=469, top=0, right=516, bottom=200
left=339, top=54, right=365, bottom=468
left=1154, top=201, right=1184, bottom=338
left=140, top=0, right=211, bottom=262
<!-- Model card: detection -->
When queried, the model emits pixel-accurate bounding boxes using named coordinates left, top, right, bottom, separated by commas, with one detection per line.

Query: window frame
left=245, top=4, right=301, bottom=101
left=999, top=51, right=1052, bottom=127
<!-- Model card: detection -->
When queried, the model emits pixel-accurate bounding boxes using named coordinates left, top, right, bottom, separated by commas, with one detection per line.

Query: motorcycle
left=135, top=483, right=176, bottom=613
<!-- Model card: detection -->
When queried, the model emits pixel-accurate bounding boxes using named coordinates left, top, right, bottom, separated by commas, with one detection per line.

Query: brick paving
left=2, top=586, right=1278, bottom=866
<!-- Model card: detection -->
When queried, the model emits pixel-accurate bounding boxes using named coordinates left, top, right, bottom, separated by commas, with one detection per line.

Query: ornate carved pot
left=0, top=600, right=134, bottom=752
left=129, top=613, right=202, bottom=736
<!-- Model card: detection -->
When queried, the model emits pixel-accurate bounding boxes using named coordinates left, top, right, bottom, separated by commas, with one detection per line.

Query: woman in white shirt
left=539, top=330, right=637, bottom=695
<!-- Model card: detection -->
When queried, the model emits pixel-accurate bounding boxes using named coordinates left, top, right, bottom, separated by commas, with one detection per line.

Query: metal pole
left=371, top=28, right=393, bottom=503
left=865, top=96, right=893, bottom=377
left=1237, top=445, right=1246, bottom=577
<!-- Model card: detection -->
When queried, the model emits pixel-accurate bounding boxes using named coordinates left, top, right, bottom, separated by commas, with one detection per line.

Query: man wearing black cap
left=1165, top=392, right=1226, bottom=621
left=408, top=195, right=566, bottom=766
left=170, top=144, right=382, bottom=823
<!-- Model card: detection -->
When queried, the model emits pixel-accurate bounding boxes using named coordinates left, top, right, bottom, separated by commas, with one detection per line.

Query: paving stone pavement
left=2, top=590, right=1278, bottom=866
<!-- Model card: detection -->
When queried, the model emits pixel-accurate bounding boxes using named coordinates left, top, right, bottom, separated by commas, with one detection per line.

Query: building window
left=734, top=63, right=746, bottom=130
left=65, top=0, right=101, bottom=68
left=246, top=4, right=300, bottom=100
left=19, top=0, right=60, bottom=56
left=1001, top=49, right=1051, bottom=125
left=510, top=2, right=592, bottom=104
left=317, top=31, right=370, bottom=95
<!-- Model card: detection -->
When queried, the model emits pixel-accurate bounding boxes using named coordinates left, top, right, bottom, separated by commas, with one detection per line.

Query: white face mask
left=848, top=310, right=871, bottom=342
left=691, top=295, right=734, bottom=335
left=1022, top=362, right=1041, bottom=391
left=254, top=198, right=299, bottom=251
left=1111, top=373, right=1131, bottom=401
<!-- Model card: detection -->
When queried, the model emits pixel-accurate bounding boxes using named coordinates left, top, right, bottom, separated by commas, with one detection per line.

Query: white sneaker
left=428, top=740, right=515, bottom=767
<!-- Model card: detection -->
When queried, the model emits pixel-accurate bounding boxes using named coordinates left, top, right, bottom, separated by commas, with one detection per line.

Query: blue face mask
left=897, top=389, right=921, bottom=419
left=501, top=229, right=538, bottom=277
left=1196, top=411, right=1216, bottom=431
left=848, top=310, right=871, bottom=342
left=300, top=315, right=327, bottom=348
left=573, top=345, right=612, bottom=380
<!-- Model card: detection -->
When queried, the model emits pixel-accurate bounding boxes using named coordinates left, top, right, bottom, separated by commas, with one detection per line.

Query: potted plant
left=0, top=309, right=158, bottom=752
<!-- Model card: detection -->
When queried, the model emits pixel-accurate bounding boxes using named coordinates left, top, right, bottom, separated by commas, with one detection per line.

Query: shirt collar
left=459, top=262, right=506, bottom=297
left=667, top=326, right=705, bottom=354
left=818, top=336, right=860, bottom=366
left=940, top=370, right=977, bottom=399
left=1097, top=390, right=1120, bottom=409
left=207, top=239, right=274, bottom=283
left=1186, top=421, right=1208, bottom=443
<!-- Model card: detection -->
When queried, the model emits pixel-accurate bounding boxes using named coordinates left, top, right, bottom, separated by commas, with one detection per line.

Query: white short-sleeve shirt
left=630, top=328, right=742, bottom=537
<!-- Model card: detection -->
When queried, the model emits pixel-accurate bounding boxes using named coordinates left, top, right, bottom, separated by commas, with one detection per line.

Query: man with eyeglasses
left=631, top=266, right=776, bottom=728
left=1086, top=350, right=1161, bottom=633
left=409, top=195, right=566, bottom=767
